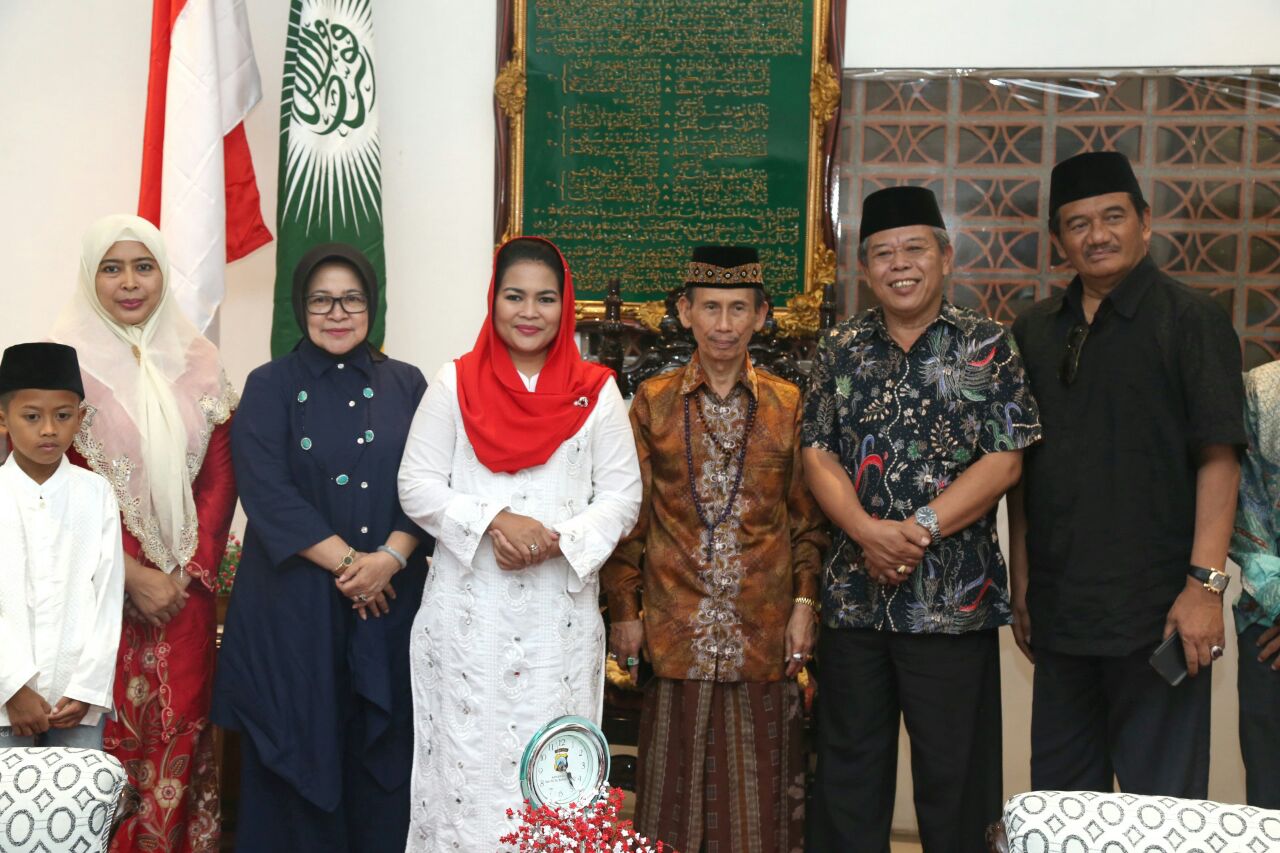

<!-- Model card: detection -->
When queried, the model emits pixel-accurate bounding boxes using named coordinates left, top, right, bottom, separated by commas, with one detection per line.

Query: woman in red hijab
left=397, top=237, right=641, bottom=850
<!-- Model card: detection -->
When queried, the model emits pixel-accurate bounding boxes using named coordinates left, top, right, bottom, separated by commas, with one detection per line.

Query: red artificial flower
left=498, top=788, right=675, bottom=852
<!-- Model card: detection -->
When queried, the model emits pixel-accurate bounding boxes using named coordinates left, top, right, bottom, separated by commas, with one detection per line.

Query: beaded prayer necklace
left=683, top=387, right=757, bottom=563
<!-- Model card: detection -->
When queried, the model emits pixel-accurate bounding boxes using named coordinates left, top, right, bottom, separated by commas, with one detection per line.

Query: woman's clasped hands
left=123, top=556, right=191, bottom=626
left=486, top=509, right=561, bottom=570
left=335, top=550, right=400, bottom=620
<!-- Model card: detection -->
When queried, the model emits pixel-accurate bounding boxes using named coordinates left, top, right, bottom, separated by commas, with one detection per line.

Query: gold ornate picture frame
left=493, top=0, right=845, bottom=337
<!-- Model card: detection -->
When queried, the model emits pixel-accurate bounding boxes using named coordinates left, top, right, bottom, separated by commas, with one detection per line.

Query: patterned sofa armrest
left=0, top=747, right=130, bottom=852
left=1002, top=791, right=1280, bottom=852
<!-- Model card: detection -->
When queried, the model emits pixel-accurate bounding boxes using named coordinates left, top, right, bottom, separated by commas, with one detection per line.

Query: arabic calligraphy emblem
left=282, top=0, right=381, bottom=233
left=294, top=17, right=375, bottom=136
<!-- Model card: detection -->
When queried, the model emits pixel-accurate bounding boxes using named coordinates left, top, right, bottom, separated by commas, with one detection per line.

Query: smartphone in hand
left=1149, top=632, right=1188, bottom=687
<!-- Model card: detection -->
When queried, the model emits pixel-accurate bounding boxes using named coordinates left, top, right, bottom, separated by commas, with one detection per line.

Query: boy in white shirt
left=0, top=342, right=124, bottom=748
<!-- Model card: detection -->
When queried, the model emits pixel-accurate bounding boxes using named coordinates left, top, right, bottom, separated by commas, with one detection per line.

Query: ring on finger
left=355, top=593, right=369, bottom=603
left=896, top=564, right=908, bottom=575
left=1210, top=644, right=1225, bottom=660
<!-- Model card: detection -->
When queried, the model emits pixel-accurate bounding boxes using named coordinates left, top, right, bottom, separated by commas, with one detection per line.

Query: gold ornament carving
left=812, top=245, right=837, bottom=286
left=495, top=54, right=527, bottom=115
left=775, top=245, right=836, bottom=338
left=810, top=64, right=840, bottom=125
left=635, top=301, right=669, bottom=334
left=777, top=291, right=823, bottom=338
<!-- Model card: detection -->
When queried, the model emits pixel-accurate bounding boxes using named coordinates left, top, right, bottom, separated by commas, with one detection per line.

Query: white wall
left=0, top=0, right=495, bottom=388
left=846, top=0, right=1280, bottom=69
left=1, top=0, right=1274, bottom=838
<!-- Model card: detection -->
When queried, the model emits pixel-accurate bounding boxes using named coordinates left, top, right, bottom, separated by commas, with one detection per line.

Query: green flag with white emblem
left=271, top=0, right=384, bottom=357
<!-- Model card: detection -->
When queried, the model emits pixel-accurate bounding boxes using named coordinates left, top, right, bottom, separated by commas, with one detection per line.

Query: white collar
left=517, top=371, right=540, bottom=392
left=1, top=452, right=69, bottom=499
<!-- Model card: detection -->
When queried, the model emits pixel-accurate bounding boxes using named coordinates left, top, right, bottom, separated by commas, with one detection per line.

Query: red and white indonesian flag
left=139, top=0, right=272, bottom=331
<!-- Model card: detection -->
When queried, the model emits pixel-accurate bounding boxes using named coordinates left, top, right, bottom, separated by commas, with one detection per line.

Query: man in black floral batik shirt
left=803, top=186, right=1041, bottom=853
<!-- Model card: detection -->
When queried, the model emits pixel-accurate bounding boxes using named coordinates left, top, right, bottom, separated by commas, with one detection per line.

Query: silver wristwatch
left=913, top=506, right=941, bottom=543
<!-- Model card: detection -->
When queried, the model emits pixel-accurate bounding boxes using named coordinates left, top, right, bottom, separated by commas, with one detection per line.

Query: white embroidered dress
left=398, top=363, right=641, bottom=851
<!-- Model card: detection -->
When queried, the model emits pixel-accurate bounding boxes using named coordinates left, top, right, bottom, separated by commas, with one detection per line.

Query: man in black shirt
left=1010, top=151, right=1245, bottom=797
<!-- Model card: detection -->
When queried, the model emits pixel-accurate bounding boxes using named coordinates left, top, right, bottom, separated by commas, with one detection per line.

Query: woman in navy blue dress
left=211, top=244, right=430, bottom=852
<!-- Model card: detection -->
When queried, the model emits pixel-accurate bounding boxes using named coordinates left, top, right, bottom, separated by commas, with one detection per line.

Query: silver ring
left=528, top=543, right=539, bottom=554
left=791, top=652, right=803, bottom=661
left=1211, top=644, right=1225, bottom=660
left=356, top=593, right=369, bottom=603
left=625, top=656, right=639, bottom=667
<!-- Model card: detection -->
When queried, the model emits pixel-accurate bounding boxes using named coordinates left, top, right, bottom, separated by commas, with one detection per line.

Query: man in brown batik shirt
left=603, top=245, right=828, bottom=853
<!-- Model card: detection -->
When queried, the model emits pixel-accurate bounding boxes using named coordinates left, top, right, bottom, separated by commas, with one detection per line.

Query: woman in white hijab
left=51, top=214, right=238, bottom=853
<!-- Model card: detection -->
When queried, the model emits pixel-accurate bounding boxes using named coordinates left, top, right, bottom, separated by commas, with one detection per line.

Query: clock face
left=520, top=716, right=610, bottom=809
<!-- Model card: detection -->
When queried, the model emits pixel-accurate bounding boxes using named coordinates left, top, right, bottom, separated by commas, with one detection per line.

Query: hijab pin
left=574, top=396, right=589, bottom=408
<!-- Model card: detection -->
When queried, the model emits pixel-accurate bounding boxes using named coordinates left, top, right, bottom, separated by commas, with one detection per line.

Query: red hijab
left=455, top=236, right=614, bottom=474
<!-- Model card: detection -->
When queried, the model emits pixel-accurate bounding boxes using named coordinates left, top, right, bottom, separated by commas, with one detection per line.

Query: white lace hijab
left=50, top=214, right=236, bottom=573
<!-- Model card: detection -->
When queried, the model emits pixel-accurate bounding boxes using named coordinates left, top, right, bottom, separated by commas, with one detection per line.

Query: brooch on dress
left=574, top=396, right=589, bottom=408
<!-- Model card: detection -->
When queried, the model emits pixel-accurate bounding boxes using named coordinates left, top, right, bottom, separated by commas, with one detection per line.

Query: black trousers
left=808, top=627, right=1003, bottom=853
left=1030, top=643, right=1211, bottom=797
left=1238, top=621, right=1280, bottom=808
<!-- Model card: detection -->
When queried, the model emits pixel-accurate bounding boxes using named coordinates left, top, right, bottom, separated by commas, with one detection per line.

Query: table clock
left=518, top=715, right=610, bottom=809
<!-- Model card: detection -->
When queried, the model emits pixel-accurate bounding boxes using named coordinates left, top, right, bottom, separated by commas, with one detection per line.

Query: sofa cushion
left=1003, top=791, right=1280, bottom=852
left=0, top=748, right=128, bottom=853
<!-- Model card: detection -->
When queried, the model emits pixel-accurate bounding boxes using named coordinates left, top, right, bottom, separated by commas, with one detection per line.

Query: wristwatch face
left=1207, top=572, right=1229, bottom=593
left=913, top=506, right=940, bottom=540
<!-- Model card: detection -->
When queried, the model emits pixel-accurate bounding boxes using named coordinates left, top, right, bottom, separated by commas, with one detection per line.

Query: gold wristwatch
left=1188, top=565, right=1229, bottom=595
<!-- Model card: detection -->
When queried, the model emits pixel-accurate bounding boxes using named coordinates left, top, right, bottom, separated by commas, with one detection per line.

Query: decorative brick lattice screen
left=837, top=73, right=1280, bottom=369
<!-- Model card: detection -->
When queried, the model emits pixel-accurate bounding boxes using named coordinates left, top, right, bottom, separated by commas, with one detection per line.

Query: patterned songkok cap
left=684, top=245, right=764, bottom=288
